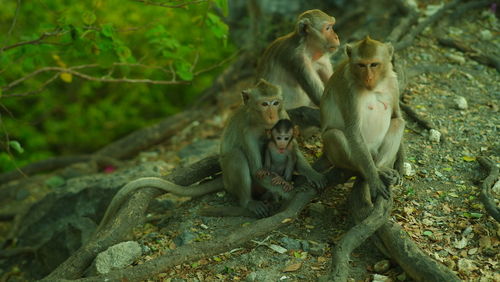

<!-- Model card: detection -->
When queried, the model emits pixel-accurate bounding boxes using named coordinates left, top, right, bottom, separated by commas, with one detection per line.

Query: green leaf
left=174, top=60, right=193, bottom=81
left=423, top=230, right=433, bottom=236
left=82, top=11, right=97, bottom=25
left=101, top=23, right=114, bottom=38
left=45, top=176, right=66, bottom=188
left=9, top=141, right=24, bottom=154
left=470, top=212, right=483, bottom=218
left=115, top=45, right=131, bottom=60
left=214, top=0, right=228, bottom=16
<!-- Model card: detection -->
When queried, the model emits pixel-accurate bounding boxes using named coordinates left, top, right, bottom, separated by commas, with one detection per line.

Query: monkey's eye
left=284, top=137, right=290, bottom=141
left=272, top=101, right=280, bottom=106
left=357, top=63, right=365, bottom=68
left=277, top=137, right=282, bottom=140
left=261, top=102, right=269, bottom=107
left=370, top=63, right=380, bottom=67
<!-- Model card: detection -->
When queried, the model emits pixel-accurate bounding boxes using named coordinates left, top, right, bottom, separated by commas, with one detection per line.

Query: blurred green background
left=0, top=0, right=234, bottom=172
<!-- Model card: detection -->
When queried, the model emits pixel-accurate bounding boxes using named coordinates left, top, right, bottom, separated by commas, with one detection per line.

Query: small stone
left=428, top=129, right=441, bottom=143
left=95, top=241, right=142, bottom=274
left=492, top=179, right=500, bottom=194
left=445, top=53, right=466, bottom=64
left=279, top=237, right=302, bottom=250
left=373, top=259, right=391, bottom=273
left=372, top=273, right=392, bottom=282
left=457, top=258, right=477, bottom=275
left=246, top=272, right=257, bottom=282
left=454, top=96, right=468, bottom=110
left=173, top=231, right=197, bottom=247
left=308, top=202, right=326, bottom=214
left=422, top=218, right=433, bottom=226
left=396, top=272, right=407, bottom=281
left=403, top=162, right=415, bottom=177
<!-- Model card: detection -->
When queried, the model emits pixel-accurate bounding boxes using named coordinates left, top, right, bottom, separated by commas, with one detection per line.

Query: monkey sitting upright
left=256, top=119, right=298, bottom=193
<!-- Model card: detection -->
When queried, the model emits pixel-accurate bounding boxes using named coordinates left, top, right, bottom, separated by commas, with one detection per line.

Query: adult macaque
left=256, top=119, right=298, bottom=192
left=220, top=79, right=326, bottom=218
left=257, top=9, right=340, bottom=110
left=320, top=36, right=405, bottom=200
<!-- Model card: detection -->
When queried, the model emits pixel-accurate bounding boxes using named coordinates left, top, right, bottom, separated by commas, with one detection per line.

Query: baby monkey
left=257, top=119, right=298, bottom=192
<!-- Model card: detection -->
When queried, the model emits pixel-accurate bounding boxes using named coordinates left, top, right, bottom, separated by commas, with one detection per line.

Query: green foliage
left=0, top=0, right=234, bottom=172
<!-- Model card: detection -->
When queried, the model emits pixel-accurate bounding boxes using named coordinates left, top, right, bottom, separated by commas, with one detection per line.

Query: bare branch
left=0, top=29, right=65, bottom=52
left=7, top=0, right=22, bottom=36
left=131, top=0, right=207, bottom=8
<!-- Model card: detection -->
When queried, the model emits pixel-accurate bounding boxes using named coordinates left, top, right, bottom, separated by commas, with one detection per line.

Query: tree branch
left=0, top=29, right=65, bottom=52
left=477, top=157, right=500, bottom=222
left=130, top=0, right=207, bottom=8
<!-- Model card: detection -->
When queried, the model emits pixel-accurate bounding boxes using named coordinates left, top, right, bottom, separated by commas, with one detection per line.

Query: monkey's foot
left=379, top=168, right=401, bottom=186
left=255, top=169, right=271, bottom=180
left=271, top=176, right=294, bottom=192
left=247, top=200, right=270, bottom=218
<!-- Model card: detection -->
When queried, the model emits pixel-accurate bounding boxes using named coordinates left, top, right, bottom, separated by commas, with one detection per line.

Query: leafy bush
left=0, top=0, right=234, bottom=172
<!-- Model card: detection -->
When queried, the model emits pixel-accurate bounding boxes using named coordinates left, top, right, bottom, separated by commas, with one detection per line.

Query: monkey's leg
left=322, top=128, right=358, bottom=171
left=221, top=150, right=269, bottom=218
left=323, top=128, right=389, bottom=199
left=375, top=118, right=405, bottom=168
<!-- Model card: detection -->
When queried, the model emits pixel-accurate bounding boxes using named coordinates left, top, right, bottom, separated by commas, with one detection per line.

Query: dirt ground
left=129, top=7, right=499, bottom=282
left=0, top=4, right=498, bottom=282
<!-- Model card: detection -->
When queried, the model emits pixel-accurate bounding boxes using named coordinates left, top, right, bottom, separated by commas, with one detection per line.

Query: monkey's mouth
left=278, top=148, right=286, bottom=154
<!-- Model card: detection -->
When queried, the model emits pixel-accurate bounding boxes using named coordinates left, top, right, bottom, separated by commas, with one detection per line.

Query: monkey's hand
left=255, top=169, right=271, bottom=180
left=305, top=171, right=327, bottom=191
left=379, top=168, right=401, bottom=187
left=369, top=178, right=391, bottom=200
left=247, top=200, right=270, bottom=218
left=271, top=175, right=294, bottom=192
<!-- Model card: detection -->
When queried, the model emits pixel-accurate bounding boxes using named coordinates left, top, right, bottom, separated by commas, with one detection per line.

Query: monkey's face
left=320, top=22, right=340, bottom=52
left=257, top=98, right=282, bottom=129
left=352, top=61, right=383, bottom=90
left=272, top=129, right=293, bottom=153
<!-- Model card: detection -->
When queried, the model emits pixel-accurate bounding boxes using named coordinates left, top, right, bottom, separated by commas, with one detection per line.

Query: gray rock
left=95, top=241, right=142, bottom=274
left=173, top=231, right=197, bottom=246
left=306, top=242, right=328, bottom=256
left=279, top=237, right=302, bottom=250
left=373, top=274, right=392, bottom=282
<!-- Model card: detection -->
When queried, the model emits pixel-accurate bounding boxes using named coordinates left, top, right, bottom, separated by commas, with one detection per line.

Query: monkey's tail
left=97, top=177, right=223, bottom=232
left=198, top=206, right=256, bottom=218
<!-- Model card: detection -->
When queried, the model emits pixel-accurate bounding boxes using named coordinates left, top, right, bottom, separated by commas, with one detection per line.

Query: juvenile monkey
left=257, top=9, right=340, bottom=110
left=320, top=36, right=405, bottom=200
left=220, top=79, right=326, bottom=218
left=256, top=119, right=298, bottom=192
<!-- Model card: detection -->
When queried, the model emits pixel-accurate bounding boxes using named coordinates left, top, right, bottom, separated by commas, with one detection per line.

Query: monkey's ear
left=241, top=90, right=251, bottom=104
left=297, top=18, right=311, bottom=36
left=385, top=42, right=394, bottom=57
left=345, top=44, right=352, bottom=58
left=293, top=125, right=300, bottom=139
left=266, top=129, right=272, bottom=138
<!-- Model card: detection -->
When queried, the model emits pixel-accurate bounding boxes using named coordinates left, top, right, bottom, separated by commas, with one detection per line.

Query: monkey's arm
left=293, top=57, right=324, bottom=106
left=343, top=102, right=390, bottom=199
left=283, top=151, right=295, bottom=182
left=295, top=143, right=327, bottom=189
left=243, top=131, right=264, bottom=175
left=264, top=145, right=272, bottom=169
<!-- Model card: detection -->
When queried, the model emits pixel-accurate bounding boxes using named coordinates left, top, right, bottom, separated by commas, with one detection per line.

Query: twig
left=477, top=157, right=500, bottom=222
left=395, top=0, right=463, bottom=51
left=399, top=101, right=435, bottom=131
left=131, top=0, right=207, bottom=8
left=7, top=0, right=21, bottom=36
left=0, top=29, right=64, bottom=52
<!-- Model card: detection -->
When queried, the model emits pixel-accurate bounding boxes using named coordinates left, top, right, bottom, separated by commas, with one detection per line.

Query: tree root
left=42, top=155, right=221, bottom=281
left=0, top=110, right=199, bottom=186
left=343, top=180, right=460, bottom=281
left=328, top=195, right=392, bottom=281
left=477, top=157, right=500, bottom=222
left=0, top=155, right=120, bottom=185
left=395, top=0, right=462, bottom=51
left=437, top=37, right=500, bottom=72
left=61, top=187, right=318, bottom=282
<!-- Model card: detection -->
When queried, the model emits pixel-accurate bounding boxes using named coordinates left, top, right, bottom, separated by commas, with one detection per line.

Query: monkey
left=256, top=119, right=299, bottom=192
left=320, top=36, right=405, bottom=200
left=220, top=79, right=327, bottom=218
left=95, top=177, right=223, bottom=233
left=257, top=9, right=340, bottom=110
